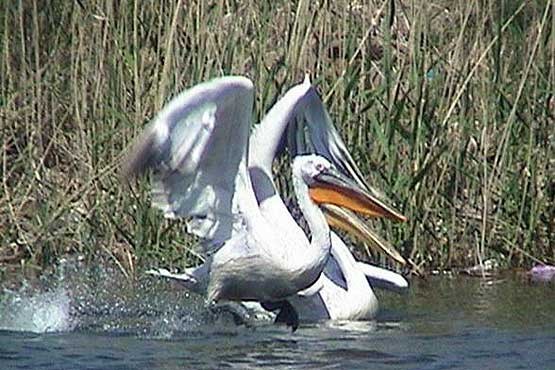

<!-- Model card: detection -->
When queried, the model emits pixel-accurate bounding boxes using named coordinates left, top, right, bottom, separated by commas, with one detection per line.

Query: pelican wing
left=271, top=78, right=367, bottom=190
left=122, top=76, right=254, bottom=246
left=356, top=262, right=409, bottom=293
left=250, top=76, right=364, bottom=187
left=283, top=78, right=406, bottom=221
left=250, top=75, right=368, bottom=191
left=249, top=76, right=312, bottom=175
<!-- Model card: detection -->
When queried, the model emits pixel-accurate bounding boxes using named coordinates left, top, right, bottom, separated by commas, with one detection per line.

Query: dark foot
left=261, top=300, right=299, bottom=332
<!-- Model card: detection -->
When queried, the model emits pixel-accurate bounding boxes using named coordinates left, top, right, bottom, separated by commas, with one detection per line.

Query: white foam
left=0, top=287, right=75, bottom=333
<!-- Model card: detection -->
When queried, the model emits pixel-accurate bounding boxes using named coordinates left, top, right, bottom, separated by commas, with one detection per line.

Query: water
left=1, top=261, right=554, bottom=370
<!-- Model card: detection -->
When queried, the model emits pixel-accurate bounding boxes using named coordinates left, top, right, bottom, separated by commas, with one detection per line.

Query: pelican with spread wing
left=139, top=76, right=408, bottom=326
left=122, top=77, right=400, bottom=320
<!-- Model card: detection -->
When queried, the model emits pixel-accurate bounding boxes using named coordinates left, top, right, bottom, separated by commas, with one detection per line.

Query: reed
left=1, top=0, right=553, bottom=278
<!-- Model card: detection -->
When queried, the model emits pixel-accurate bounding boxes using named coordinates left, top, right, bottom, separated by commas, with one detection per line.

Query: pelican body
left=146, top=76, right=409, bottom=326
left=122, top=77, right=397, bottom=316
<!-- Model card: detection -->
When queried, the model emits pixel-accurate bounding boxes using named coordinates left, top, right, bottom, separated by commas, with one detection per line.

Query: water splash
left=0, top=257, right=256, bottom=337
left=0, top=286, right=74, bottom=333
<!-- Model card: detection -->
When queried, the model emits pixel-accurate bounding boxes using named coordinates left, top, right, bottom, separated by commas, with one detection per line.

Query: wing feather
left=283, top=78, right=404, bottom=218
left=122, top=76, right=254, bottom=244
left=249, top=75, right=367, bottom=189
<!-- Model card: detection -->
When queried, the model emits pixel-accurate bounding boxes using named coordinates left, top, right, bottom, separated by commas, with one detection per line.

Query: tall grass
left=1, top=0, right=553, bottom=278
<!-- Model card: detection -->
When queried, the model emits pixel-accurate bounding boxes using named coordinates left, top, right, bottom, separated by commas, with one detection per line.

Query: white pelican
left=248, top=78, right=408, bottom=323
left=122, top=77, right=399, bottom=329
left=144, top=77, right=408, bottom=328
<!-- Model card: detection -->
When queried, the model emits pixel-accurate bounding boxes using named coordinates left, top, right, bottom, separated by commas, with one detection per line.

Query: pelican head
left=293, top=155, right=397, bottom=219
left=292, top=155, right=334, bottom=186
left=293, top=155, right=408, bottom=266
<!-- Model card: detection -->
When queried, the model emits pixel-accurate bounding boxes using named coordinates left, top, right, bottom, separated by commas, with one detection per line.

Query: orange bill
left=321, top=204, right=406, bottom=266
left=309, top=182, right=407, bottom=223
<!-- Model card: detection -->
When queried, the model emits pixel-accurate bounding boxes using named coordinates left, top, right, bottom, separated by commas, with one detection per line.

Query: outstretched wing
left=249, top=76, right=312, bottom=176
left=287, top=82, right=369, bottom=191
left=249, top=75, right=402, bottom=214
left=122, top=76, right=254, bottom=246
left=283, top=77, right=406, bottom=222
left=249, top=75, right=367, bottom=188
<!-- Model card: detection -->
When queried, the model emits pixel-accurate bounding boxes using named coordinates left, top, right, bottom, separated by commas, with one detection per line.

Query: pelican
left=248, top=77, right=408, bottom=322
left=143, top=76, right=408, bottom=327
left=122, top=77, right=400, bottom=327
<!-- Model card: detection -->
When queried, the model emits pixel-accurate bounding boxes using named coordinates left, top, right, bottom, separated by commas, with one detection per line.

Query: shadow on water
left=1, top=259, right=554, bottom=369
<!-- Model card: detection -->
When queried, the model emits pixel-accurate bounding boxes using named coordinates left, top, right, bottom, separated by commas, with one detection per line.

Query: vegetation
left=1, top=0, right=553, bottom=279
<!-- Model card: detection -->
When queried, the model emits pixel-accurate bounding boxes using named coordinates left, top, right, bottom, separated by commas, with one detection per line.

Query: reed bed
left=1, top=0, right=553, bottom=278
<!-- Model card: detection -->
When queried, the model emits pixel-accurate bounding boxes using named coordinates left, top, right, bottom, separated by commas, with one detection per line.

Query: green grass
left=1, top=0, right=553, bottom=278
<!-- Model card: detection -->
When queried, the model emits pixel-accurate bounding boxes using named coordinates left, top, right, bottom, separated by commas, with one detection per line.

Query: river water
left=1, top=261, right=553, bottom=369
